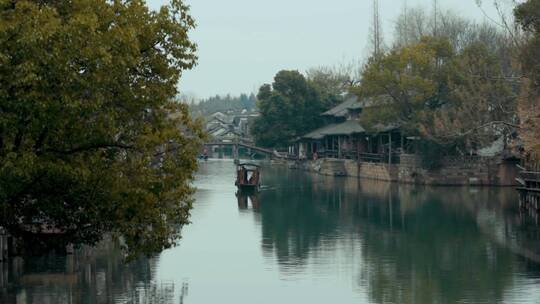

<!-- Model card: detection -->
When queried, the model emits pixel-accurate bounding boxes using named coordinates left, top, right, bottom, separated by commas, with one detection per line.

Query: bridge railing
left=204, top=139, right=288, bottom=158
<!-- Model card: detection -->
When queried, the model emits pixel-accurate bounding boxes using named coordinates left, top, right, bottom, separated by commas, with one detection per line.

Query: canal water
left=2, top=160, right=540, bottom=304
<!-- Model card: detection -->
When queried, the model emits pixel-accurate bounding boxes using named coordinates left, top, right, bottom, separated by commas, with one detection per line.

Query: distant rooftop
left=302, top=120, right=366, bottom=140
left=321, top=96, right=362, bottom=118
left=322, top=95, right=390, bottom=118
left=320, top=120, right=365, bottom=136
left=302, top=124, right=340, bottom=140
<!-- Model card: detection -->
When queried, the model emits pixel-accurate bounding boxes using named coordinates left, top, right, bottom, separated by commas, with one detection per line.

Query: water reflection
left=2, top=162, right=540, bottom=303
left=0, top=241, right=175, bottom=304
left=255, top=167, right=540, bottom=304
left=236, top=192, right=260, bottom=210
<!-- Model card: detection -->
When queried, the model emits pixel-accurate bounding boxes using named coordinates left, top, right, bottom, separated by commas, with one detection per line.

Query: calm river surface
left=2, top=160, right=540, bottom=304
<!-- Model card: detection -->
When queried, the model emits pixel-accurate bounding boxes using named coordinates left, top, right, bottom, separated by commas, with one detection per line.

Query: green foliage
left=516, top=0, right=540, bottom=93
left=515, top=0, right=540, bottom=157
left=306, top=66, right=352, bottom=108
left=189, top=93, right=257, bottom=117
left=355, top=35, right=517, bottom=156
left=394, top=6, right=513, bottom=59
left=355, top=37, right=456, bottom=134
left=416, top=140, right=448, bottom=169
left=515, top=0, right=540, bottom=34
left=251, top=70, right=327, bottom=148
left=514, top=0, right=540, bottom=96
left=0, top=0, right=203, bottom=258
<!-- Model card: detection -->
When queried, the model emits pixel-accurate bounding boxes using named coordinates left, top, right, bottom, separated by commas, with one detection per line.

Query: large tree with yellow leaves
left=0, top=0, right=203, bottom=257
left=515, top=0, right=540, bottom=162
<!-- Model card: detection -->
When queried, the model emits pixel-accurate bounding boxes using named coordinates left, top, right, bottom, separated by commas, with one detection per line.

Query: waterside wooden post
left=0, top=227, right=7, bottom=262
left=388, top=133, right=392, bottom=165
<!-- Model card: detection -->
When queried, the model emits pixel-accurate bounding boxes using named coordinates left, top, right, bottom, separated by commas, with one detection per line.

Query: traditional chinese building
left=295, top=95, right=406, bottom=164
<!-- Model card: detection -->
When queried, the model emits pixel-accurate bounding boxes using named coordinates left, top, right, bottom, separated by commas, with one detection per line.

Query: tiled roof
left=321, top=96, right=362, bottom=117
left=302, top=120, right=366, bottom=139
left=320, top=120, right=366, bottom=136
left=302, top=124, right=340, bottom=140
left=322, top=95, right=392, bottom=118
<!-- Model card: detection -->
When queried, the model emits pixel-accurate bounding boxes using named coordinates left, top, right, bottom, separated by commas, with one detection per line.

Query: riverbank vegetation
left=252, top=68, right=352, bottom=147
left=189, top=93, right=257, bottom=117
left=355, top=7, right=519, bottom=161
left=516, top=0, right=540, bottom=165
left=251, top=1, right=540, bottom=168
left=2, top=0, right=540, bottom=259
left=0, top=0, right=203, bottom=258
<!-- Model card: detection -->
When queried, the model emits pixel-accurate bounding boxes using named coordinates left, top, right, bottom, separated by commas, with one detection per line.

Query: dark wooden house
left=294, top=95, right=406, bottom=163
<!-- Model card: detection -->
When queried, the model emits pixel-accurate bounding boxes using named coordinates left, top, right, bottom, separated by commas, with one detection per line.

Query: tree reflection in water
left=0, top=240, right=179, bottom=304
left=2, top=164, right=540, bottom=304
left=254, top=168, right=540, bottom=304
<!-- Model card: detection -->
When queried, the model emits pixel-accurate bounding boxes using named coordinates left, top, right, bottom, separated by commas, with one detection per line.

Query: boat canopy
left=237, top=163, right=261, bottom=168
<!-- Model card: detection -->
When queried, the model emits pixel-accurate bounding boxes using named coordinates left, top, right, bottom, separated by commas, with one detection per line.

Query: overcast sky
left=146, top=0, right=511, bottom=99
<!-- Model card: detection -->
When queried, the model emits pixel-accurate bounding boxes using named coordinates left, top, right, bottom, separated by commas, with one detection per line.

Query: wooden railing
left=358, top=152, right=385, bottom=163
left=518, top=163, right=540, bottom=192
left=522, top=152, right=540, bottom=172
left=520, top=171, right=540, bottom=180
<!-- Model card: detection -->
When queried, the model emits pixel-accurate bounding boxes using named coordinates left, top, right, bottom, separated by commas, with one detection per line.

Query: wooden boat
left=235, top=163, right=261, bottom=192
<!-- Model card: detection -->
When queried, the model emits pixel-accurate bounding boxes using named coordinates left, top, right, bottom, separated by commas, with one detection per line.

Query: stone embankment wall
left=291, top=154, right=519, bottom=186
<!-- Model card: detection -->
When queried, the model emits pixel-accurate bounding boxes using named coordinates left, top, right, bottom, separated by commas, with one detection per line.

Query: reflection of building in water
left=356, top=188, right=519, bottom=304
left=256, top=172, right=539, bottom=304
left=0, top=240, right=175, bottom=304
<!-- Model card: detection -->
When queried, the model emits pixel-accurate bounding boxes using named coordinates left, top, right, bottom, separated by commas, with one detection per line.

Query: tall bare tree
left=368, top=0, right=384, bottom=57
